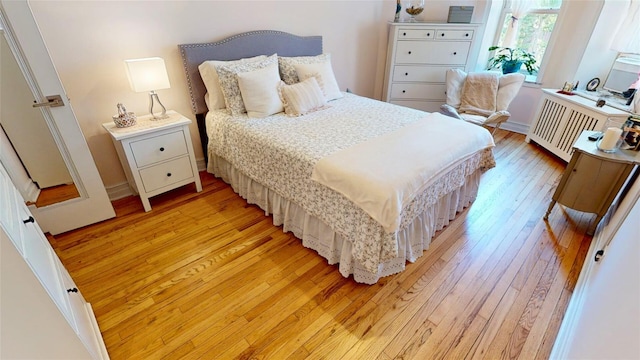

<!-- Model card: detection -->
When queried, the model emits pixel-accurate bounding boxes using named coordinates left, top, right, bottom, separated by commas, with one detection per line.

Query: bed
left=179, top=30, right=496, bottom=284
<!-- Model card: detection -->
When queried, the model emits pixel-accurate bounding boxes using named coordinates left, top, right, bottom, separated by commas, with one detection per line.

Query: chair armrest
left=440, top=104, right=464, bottom=120
left=484, top=110, right=511, bottom=125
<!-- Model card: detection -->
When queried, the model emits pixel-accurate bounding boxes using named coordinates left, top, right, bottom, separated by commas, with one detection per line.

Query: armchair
left=440, top=69, right=525, bottom=134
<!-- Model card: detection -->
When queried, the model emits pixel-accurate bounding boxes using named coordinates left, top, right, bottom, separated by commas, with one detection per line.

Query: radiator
left=526, top=90, right=630, bottom=162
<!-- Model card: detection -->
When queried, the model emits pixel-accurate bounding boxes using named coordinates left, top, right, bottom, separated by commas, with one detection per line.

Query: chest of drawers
left=383, top=22, right=481, bottom=113
left=103, top=111, right=202, bottom=211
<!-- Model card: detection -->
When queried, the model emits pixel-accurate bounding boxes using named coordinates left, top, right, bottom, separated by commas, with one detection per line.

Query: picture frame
left=586, top=77, right=600, bottom=91
left=621, top=116, right=640, bottom=151
left=562, top=82, right=573, bottom=92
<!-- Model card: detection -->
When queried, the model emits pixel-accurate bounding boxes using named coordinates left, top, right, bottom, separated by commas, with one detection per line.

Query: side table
left=103, top=110, right=202, bottom=212
left=544, top=130, right=640, bottom=235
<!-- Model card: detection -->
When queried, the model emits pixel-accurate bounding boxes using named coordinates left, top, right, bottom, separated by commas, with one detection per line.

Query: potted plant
left=487, top=46, right=538, bottom=74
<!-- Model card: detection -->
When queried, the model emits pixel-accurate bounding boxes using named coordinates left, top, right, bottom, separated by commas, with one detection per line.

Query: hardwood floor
left=47, top=130, right=593, bottom=359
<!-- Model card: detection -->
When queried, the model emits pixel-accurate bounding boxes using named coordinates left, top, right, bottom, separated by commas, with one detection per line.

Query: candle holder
left=596, top=118, right=626, bottom=153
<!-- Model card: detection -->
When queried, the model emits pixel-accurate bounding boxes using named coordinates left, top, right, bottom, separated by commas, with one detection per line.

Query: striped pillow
left=277, top=76, right=329, bottom=117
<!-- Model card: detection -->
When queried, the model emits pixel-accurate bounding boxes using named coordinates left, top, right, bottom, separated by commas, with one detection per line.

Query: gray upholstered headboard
left=179, top=30, right=323, bottom=116
left=179, top=30, right=323, bottom=161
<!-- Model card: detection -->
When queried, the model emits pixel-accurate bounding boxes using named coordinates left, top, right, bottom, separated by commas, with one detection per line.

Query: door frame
left=0, top=0, right=114, bottom=234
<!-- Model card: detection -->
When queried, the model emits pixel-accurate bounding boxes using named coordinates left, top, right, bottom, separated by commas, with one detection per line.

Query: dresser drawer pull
left=405, top=72, right=409, bottom=76
left=167, top=172, right=172, bottom=177
left=408, top=51, right=412, bottom=55
left=427, top=33, right=431, bottom=36
left=22, top=216, right=34, bottom=224
left=402, top=90, right=406, bottom=93
left=67, top=287, right=78, bottom=293
left=441, top=33, right=445, bottom=37
left=403, top=32, right=407, bottom=36
left=159, top=147, right=165, bottom=152
left=453, top=52, right=457, bottom=55
left=465, top=33, right=470, bottom=37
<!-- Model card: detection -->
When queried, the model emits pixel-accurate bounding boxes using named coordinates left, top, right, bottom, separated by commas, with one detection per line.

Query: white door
left=0, top=1, right=115, bottom=234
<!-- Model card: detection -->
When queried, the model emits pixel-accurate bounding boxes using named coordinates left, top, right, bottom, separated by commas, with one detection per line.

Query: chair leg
left=491, top=122, right=502, bottom=135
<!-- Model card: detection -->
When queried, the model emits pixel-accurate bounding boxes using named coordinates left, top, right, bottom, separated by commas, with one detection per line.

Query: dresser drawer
left=390, top=83, right=447, bottom=100
left=139, top=156, right=194, bottom=193
left=130, top=130, right=188, bottom=168
left=435, top=30, right=474, bottom=40
left=395, top=41, right=470, bottom=65
left=397, top=28, right=435, bottom=40
left=392, top=65, right=461, bottom=83
left=390, top=100, right=443, bottom=113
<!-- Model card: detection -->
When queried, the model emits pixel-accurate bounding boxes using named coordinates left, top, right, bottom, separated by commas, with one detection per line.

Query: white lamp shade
left=125, top=57, right=170, bottom=93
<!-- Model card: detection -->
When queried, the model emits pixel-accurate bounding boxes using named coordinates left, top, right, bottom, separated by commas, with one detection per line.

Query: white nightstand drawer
left=435, top=30, right=474, bottom=40
left=397, top=28, right=435, bottom=40
left=392, top=65, right=461, bottom=82
left=139, top=156, right=194, bottom=193
left=395, top=41, right=470, bottom=65
left=390, top=83, right=446, bottom=100
left=130, top=130, right=188, bottom=168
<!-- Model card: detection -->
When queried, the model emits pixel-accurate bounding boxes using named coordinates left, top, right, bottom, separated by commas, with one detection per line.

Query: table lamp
left=125, top=57, right=171, bottom=119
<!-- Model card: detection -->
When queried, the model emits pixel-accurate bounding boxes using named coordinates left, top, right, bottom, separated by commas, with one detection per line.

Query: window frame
left=492, top=0, right=563, bottom=83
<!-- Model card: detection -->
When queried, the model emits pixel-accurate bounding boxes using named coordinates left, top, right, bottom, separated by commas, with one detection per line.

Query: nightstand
left=103, top=110, right=202, bottom=212
left=544, top=130, right=640, bottom=235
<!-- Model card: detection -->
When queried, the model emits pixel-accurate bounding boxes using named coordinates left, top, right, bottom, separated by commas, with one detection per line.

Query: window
left=495, top=0, right=562, bottom=80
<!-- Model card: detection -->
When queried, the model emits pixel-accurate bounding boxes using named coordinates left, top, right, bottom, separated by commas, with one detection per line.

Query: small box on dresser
left=103, top=110, right=202, bottom=212
left=382, top=22, right=481, bottom=113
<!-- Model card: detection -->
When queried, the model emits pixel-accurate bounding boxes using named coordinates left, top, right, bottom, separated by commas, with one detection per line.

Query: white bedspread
left=311, top=112, right=495, bottom=233
left=206, top=93, right=496, bottom=274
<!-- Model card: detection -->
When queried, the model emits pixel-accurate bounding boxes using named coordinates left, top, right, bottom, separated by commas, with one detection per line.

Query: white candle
left=599, top=127, right=623, bottom=151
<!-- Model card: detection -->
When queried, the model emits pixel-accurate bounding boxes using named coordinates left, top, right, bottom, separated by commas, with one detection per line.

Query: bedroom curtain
left=610, top=0, right=640, bottom=54
left=502, top=0, right=534, bottom=48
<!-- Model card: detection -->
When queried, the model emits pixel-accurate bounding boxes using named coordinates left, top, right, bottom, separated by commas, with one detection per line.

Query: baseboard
left=500, top=121, right=530, bottom=135
left=105, top=181, right=133, bottom=201
left=196, top=157, right=206, bottom=172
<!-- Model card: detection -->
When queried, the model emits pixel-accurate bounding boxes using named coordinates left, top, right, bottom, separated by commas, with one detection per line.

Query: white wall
left=25, top=0, right=623, bottom=189
left=551, top=172, right=640, bottom=359
left=502, top=0, right=626, bottom=133
left=26, top=1, right=385, bottom=188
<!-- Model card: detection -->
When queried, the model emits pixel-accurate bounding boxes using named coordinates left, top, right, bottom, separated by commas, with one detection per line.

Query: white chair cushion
left=445, top=68, right=467, bottom=109
left=460, top=113, right=488, bottom=125
left=496, top=73, right=526, bottom=111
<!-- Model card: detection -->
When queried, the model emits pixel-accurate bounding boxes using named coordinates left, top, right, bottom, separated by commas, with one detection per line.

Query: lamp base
left=149, top=91, right=168, bottom=120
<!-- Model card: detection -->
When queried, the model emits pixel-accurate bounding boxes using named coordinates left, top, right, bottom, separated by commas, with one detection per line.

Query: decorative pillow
left=215, top=54, right=278, bottom=115
left=198, top=55, right=267, bottom=110
left=277, top=76, right=329, bottom=117
left=445, top=68, right=468, bottom=109
left=278, top=53, right=330, bottom=85
left=237, top=62, right=283, bottom=118
left=496, top=73, right=525, bottom=111
left=294, top=60, right=343, bottom=101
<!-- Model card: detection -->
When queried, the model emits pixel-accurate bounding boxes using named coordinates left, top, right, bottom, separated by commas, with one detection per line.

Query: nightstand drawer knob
left=159, top=147, right=165, bottom=152
left=22, top=216, right=35, bottom=224
left=167, top=172, right=172, bottom=177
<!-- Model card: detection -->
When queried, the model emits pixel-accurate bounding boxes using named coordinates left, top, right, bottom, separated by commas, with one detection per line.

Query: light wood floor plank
left=45, top=130, right=595, bottom=359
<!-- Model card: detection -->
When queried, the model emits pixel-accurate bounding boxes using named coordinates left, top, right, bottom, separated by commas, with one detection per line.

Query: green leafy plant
left=487, top=46, right=539, bottom=74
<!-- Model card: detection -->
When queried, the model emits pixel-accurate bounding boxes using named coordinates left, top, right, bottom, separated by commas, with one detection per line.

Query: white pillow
left=215, top=54, right=278, bottom=116
left=198, top=55, right=267, bottom=110
left=445, top=68, right=468, bottom=109
left=278, top=54, right=330, bottom=85
left=237, top=63, right=283, bottom=118
left=277, top=76, right=329, bottom=117
left=294, top=60, right=343, bottom=101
